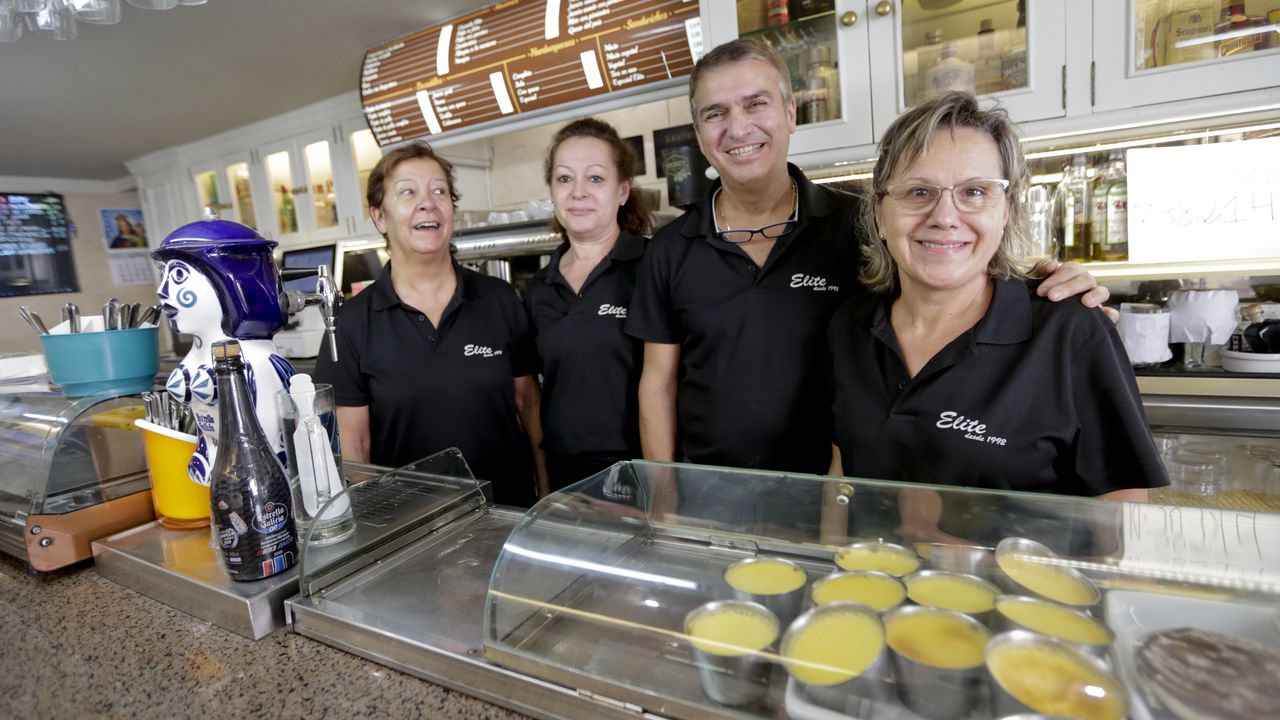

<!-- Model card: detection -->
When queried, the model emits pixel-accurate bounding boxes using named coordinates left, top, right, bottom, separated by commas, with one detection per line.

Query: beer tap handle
left=316, top=264, right=341, bottom=362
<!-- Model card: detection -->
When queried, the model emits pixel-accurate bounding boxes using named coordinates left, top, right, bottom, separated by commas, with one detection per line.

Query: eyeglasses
left=878, top=179, right=1010, bottom=214
left=713, top=185, right=799, bottom=244
left=717, top=218, right=797, bottom=244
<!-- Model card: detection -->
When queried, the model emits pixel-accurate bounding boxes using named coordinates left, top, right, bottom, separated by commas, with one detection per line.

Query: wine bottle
left=209, top=339, right=298, bottom=582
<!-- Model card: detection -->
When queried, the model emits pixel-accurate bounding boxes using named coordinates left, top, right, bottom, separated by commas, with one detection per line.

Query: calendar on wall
left=108, top=252, right=157, bottom=286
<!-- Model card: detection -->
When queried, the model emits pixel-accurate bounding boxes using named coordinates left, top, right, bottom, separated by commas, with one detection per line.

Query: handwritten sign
left=1127, top=137, right=1280, bottom=263
left=360, top=0, right=702, bottom=145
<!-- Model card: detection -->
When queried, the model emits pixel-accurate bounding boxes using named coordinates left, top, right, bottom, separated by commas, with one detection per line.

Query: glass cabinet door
left=1095, top=0, right=1280, bottom=112
left=224, top=159, right=257, bottom=231
left=302, top=139, right=340, bottom=234
left=192, top=167, right=226, bottom=217
left=701, top=0, right=874, bottom=154
left=868, top=0, right=1065, bottom=139
left=349, top=128, right=383, bottom=229
left=263, top=148, right=301, bottom=242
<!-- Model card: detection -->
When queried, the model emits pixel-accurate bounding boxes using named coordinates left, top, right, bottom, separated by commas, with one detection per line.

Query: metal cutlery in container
left=18, top=305, right=48, bottom=336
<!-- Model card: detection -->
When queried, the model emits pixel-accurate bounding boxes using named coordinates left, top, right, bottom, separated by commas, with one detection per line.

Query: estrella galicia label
left=252, top=502, right=289, bottom=534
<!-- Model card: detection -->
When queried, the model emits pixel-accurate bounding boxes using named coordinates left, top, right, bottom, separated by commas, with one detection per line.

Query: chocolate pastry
left=1135, top=627, right=1280, bottom=720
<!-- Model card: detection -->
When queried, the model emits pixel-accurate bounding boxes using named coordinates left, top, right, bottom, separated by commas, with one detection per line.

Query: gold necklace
left=716, top=179, right=798, bottom=234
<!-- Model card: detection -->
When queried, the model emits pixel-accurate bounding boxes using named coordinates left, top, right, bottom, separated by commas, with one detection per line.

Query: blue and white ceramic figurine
left=152, top=217, right=295, bottom=487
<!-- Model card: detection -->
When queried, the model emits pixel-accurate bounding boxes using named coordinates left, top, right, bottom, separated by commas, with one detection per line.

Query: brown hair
left=543, top=117, right=651, bottom=237
left=688, top=37, right=792, bottom=121
left=365, top=141, right=460, bottom=222
left=860, top=91, right=1032, bottom=293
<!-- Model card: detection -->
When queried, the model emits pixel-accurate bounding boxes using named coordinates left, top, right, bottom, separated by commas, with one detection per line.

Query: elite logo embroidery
left=464, top=343, right=503, bottom=358
left=936, top=410, right=1007, bottom=446
left=598, top=304, right=628, bottom=319
left=790, top=273, right=839, bottom=292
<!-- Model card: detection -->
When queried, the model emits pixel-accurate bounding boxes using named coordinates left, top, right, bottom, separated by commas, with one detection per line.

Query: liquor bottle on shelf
left=1001, top=4, right=1027, bottom=90
left=923, top=42, right=974, bottom=101
left=767, top=0, right=789, bottom=26
left=1162, top=0, right=1217, bottom=66
left=1244, top=314, right=1280, bottom=354
left=914, top=29, right=944, bottom=105
left=792, top=0, right=834, bottom=20
left=278, top=185, right=297, bottom=235
left=208, top=339, right=299, bottom=583
left=1229, top=304, right=1264, bottom=352
left=806, top=45, right=840, bottom=120
left=1216, top=1, right=1264, bottom=57
left=1091, top=151, right=1129, bottom=261
left=975, top=19, right=1003, bottom=95
left=1054, top=155, right=1092, bottom=261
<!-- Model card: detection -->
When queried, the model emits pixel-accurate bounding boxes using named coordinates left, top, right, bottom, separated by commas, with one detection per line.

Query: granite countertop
left=0, top=553, right=529, bottom=720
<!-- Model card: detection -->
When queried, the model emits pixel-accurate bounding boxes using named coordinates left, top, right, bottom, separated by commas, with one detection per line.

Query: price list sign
left=360, top=0, right=702, bottom=145
left=1127, top=137, right=1280, bottom=264
left=0, top=193, right=79, bottom=298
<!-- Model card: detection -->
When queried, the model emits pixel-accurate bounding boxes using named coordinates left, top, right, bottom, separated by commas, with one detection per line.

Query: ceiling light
left=0, top=0, right=207, bottom=43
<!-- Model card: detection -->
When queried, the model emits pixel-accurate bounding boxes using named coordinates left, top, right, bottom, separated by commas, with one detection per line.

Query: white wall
left=0, top=177, right=164, bottom=355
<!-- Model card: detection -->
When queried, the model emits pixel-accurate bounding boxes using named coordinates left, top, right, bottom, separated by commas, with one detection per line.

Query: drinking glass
left=126, top=0, right=178, bottom=9
left=276, top=383, right=355, bottom=546
left=1169, top=443, right=1226, bottom=496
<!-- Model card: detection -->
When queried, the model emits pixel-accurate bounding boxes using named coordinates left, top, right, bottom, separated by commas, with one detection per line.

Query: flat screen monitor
left=280, top=244, right=336, bottom=294
left=340, top=246, right=388, bottom=297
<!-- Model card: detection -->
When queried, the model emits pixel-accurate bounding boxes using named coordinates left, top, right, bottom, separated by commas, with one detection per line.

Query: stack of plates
left=1220, top=349, right=1280, bottom=373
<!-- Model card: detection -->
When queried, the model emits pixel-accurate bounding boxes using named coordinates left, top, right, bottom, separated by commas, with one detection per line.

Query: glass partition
left=486, top=461, right=1280, bottom=720
left=296, top=448, right=486, bottom=597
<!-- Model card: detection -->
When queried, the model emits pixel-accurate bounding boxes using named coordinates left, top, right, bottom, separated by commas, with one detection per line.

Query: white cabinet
left=190, top=151, right=260, bottom=232
left=1093, top=0, right=1280, bottom=113
left=255, top=128, right=347, bottom=245
left=332, top=116, right=385, bottom=238
left=700, top=0, right=1067, bottom=157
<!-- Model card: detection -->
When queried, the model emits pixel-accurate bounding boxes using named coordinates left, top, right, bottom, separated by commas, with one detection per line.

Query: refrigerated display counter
left=287, top=461, right=1280, bottom=720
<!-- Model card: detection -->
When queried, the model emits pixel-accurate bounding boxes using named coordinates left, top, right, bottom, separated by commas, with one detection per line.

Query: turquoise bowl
left=39, top=327, right=159, bottom=397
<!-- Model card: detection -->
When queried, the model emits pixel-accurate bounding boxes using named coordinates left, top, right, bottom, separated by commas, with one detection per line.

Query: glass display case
left=485, top=462, right=1280, bottom=719
left=290, top=457, right=1280, bottom=720
left=0, top=388, right=152, bottom=571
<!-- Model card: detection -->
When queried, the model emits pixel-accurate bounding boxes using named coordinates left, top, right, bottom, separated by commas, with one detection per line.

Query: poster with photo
left=100, top=207, right=148, bottom=251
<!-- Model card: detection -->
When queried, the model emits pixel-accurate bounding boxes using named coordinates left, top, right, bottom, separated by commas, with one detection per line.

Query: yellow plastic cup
left=135, top=418, right=208, bottom=529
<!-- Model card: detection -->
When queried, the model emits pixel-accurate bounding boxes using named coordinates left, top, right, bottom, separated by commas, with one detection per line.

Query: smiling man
left=625, top=38, right=1109, bottom=477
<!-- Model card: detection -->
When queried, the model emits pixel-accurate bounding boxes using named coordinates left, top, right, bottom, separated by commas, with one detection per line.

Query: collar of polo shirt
left=677, top=163, right=840, bottom=243
left=869, top=277, right=1035, bottom=348
left=368, top=260, right=481, bottom=312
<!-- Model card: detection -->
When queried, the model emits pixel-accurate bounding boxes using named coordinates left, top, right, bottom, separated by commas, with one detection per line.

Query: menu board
left=0, top=193, right=79, bottom=298
left=361, top=0, right=702, bottom=145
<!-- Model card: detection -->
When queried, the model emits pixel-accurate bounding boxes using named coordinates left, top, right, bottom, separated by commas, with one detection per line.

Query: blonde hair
left=860, top=92, right=1032, bottom=294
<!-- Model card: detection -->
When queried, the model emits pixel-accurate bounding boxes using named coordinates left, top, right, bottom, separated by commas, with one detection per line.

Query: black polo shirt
left=523, top=231, right=645, bottom=462
left=829, top=277, right=1169, bottom=496
left=625, top=164, right=867, bottom=474
left=315, top=262, right=538, bottom=507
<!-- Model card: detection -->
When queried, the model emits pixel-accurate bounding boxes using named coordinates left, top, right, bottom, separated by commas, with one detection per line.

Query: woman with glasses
left=523, top=118, right=652, bottom=491
left=827, top=92, right=1167, bottom=503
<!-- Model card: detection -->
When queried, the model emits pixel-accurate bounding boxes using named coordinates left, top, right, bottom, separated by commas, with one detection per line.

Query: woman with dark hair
left=522, top=117, right=652, bottom=490
left=316, top=141, right=548, bottom=507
